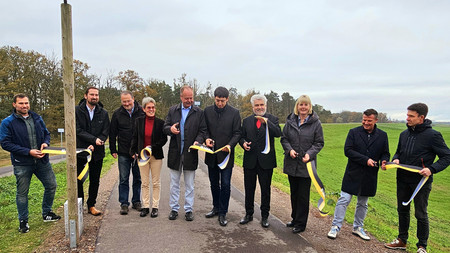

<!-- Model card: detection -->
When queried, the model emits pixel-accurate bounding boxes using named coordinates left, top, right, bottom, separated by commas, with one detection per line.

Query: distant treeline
left=0, top=46, right=390, bottom=137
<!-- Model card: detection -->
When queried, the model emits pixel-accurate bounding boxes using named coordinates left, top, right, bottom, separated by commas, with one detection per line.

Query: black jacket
left=281, top=111, right=324, bottom=178
left=239, top=113, right=282, bottom=170
left=341, top=125, right=390, bottom=196
left=204, top=104, right=241, bottom=169
left=163, top=103, right=207, bottom=171
left=393, top=119, right=450, bottom=184
left=76, top=99, right=110, bottom=161
left=130, top=116, right=167, bottom=160
left=109, top=101, right=145, bottom=156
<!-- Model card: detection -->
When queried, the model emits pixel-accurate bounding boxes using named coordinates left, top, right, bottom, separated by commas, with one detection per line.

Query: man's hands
left=96, top=138, right=104, bottom=146
left=171, top=123, right=180, bottom=135
left=243, top=141, right=252, bottom=151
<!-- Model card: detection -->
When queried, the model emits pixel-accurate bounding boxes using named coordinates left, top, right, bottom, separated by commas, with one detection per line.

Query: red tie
left=256, top=120, right=261, bottom=129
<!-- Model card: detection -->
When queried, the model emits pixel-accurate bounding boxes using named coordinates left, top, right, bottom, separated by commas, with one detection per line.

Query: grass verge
left=0, top=150, right=116, bottom=252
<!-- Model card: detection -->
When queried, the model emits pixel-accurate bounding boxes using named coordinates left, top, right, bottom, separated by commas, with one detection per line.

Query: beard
left=254, top=108, right=266, bottom=116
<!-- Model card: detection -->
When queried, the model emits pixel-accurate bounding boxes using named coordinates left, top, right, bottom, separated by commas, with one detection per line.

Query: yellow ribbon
left=138, top=146, right=152, bottom=167
left=385, top=162, right=429, bottom=206
left=189, top=144, right=231, bottom=169
left=255, top=116, right=270, bottom=154
left=306, top=161, right=328, bottom=216
left=41, top=147, right=92, bottom=183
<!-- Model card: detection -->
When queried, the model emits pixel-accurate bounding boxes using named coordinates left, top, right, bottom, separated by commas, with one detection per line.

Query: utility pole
left=61, top=0, right=79, bottom=248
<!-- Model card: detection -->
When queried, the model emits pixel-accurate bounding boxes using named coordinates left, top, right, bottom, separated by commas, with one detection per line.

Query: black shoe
left=151, top=208, right=159, bottom=218
left=169, top=210, right=178, bottom=220
left=140, top=208, right=150, bottom=217
left=43, top=211, right=61, bottom=222
left=132, top=202, right=142, bottom=211
left=286, top=221, right=295, bottom=227
left=120, top=205, right=129, bottom=215
left=293, top=227, right=305, bottom=233
left=205, top=208, right=218, bottom=218
left=219, top=215, right=228, bottom=226
left=185, top=211, right=194, bottom=221
left=19, top=220, right=29, bottom=233
left=261, top=218, right=269, bottom=228
left=239, top=214, right=253, bottom=225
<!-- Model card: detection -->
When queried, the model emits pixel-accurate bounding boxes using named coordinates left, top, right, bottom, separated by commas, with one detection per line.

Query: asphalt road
left=0, top=155, right=66, bottom=178
left=95, top=156, right=316, bottom=253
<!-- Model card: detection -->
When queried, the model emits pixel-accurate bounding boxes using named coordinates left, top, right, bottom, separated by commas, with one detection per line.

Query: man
left=385, top=103, right=450, bottom=253
left=163, top=85, right=207, bottom=221
left=76, top=87, right=110, bottom=216
left=327, top=109, right=390, bottom=240
left=110, top=91, right=145, bottom=215
left=0, top=94, right=61, bottom=233
left=204, top=87, right=241, bottom=226
left=239, top=94, right=281, bottom=228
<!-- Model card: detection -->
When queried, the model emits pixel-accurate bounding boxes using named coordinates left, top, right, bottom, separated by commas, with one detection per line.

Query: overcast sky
left=2, top=0, right=449, bottom=121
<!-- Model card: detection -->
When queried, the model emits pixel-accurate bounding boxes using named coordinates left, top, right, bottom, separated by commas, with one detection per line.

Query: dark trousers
left=288, top=175, right=311, bottom=229
left=397, top=179, right=432, bottom=249
left=244, top=162, right=273, bottom=219
left=77, top=157, right=103, bottom=208
left=208, top=165, right=232, bottom=215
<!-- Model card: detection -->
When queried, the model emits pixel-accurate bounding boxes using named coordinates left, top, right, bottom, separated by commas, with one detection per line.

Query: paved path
left=0, top=155, right=66, bottom=178
left=95, top=156, right=316, bottom=253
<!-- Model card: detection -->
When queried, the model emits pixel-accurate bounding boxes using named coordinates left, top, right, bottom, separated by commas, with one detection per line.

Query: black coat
left=281, top=112, right=324, bottom=178
left=163, top=104, right=207, bottom=171
left=341, top=125, right=390, bottom=196
left=130, top=116, right=167, bottom=160
left=204, top=104, right=241, bottom=169
left=393, top=119, right=450, bottom=184
left=109, top=101, right=145, bottom=156
left=76, top=99, right=110, bottom=161
left=239, top=113, right=282, bottom=170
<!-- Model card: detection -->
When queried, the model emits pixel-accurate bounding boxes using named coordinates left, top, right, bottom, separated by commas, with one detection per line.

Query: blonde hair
left=293, top=95, right=312, bottom=115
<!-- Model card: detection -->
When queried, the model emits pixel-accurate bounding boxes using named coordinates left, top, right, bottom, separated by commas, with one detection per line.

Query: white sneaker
left=327, top=225, right=339, bottom=239
left=417, top=247, right=427, bottom=253
left=352, top=227, right=370, bottom=241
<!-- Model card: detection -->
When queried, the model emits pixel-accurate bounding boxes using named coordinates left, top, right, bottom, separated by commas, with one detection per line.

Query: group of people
left=1, top=87, right=449, bottom=253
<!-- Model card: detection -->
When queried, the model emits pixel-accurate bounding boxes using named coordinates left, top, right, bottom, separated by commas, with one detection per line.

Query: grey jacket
left=281, top=111, right=324, bottom=178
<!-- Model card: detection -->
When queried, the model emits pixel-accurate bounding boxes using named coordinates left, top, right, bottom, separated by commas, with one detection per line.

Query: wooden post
left=61, top=1, right=79, bottom=247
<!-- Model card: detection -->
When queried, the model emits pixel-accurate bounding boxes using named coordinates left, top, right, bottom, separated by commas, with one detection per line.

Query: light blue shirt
left=86, top=104, right=95, bottom=121
left=180, top=105, right=191, bottom=154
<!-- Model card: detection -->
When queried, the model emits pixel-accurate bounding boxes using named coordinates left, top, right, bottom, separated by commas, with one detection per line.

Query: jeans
left=14, top=161, right=57, bottom=221
left=169, top=168, right=195, bottom=212
left=208, top=165, right=232, bottom=215
left=397, top=179, right=432, bottom=249
left=78, top=157, right=103, bottom=208
left=243, top=162, right=273, bottom=218
left=331, top=191, right=369, bottom=229
left=118, top=155, right=141, bottom=206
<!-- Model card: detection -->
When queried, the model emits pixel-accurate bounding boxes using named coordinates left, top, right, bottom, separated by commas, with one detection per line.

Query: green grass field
left=0, top=150, right=116, bottom=253
left=235, top=123, right=450, bottom=252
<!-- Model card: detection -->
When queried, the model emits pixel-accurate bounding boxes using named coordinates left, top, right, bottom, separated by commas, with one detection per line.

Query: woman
left=281, top=95, right=324, bottom=233
left=130, top=97, right=167, bottom=217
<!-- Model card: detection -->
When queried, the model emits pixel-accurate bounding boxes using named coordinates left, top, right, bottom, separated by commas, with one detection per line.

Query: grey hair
left=250, top=94, right=267, bottom=106
left=121, top=90, right=133, bottom=98
left=142, top=97, right=156, bottom=108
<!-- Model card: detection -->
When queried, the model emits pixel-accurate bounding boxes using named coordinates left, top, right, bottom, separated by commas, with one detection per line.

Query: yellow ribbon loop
left=138, top=146, right=152, bottom=167
left=255, top=116, right=270, bottom=154
left=306, top=161, right=328, bottom=216
left=385, top=162, right=429, bottom=206
left=189, top=144, right=231, bottom=169
left=41, top=147, right=92, bottom=183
